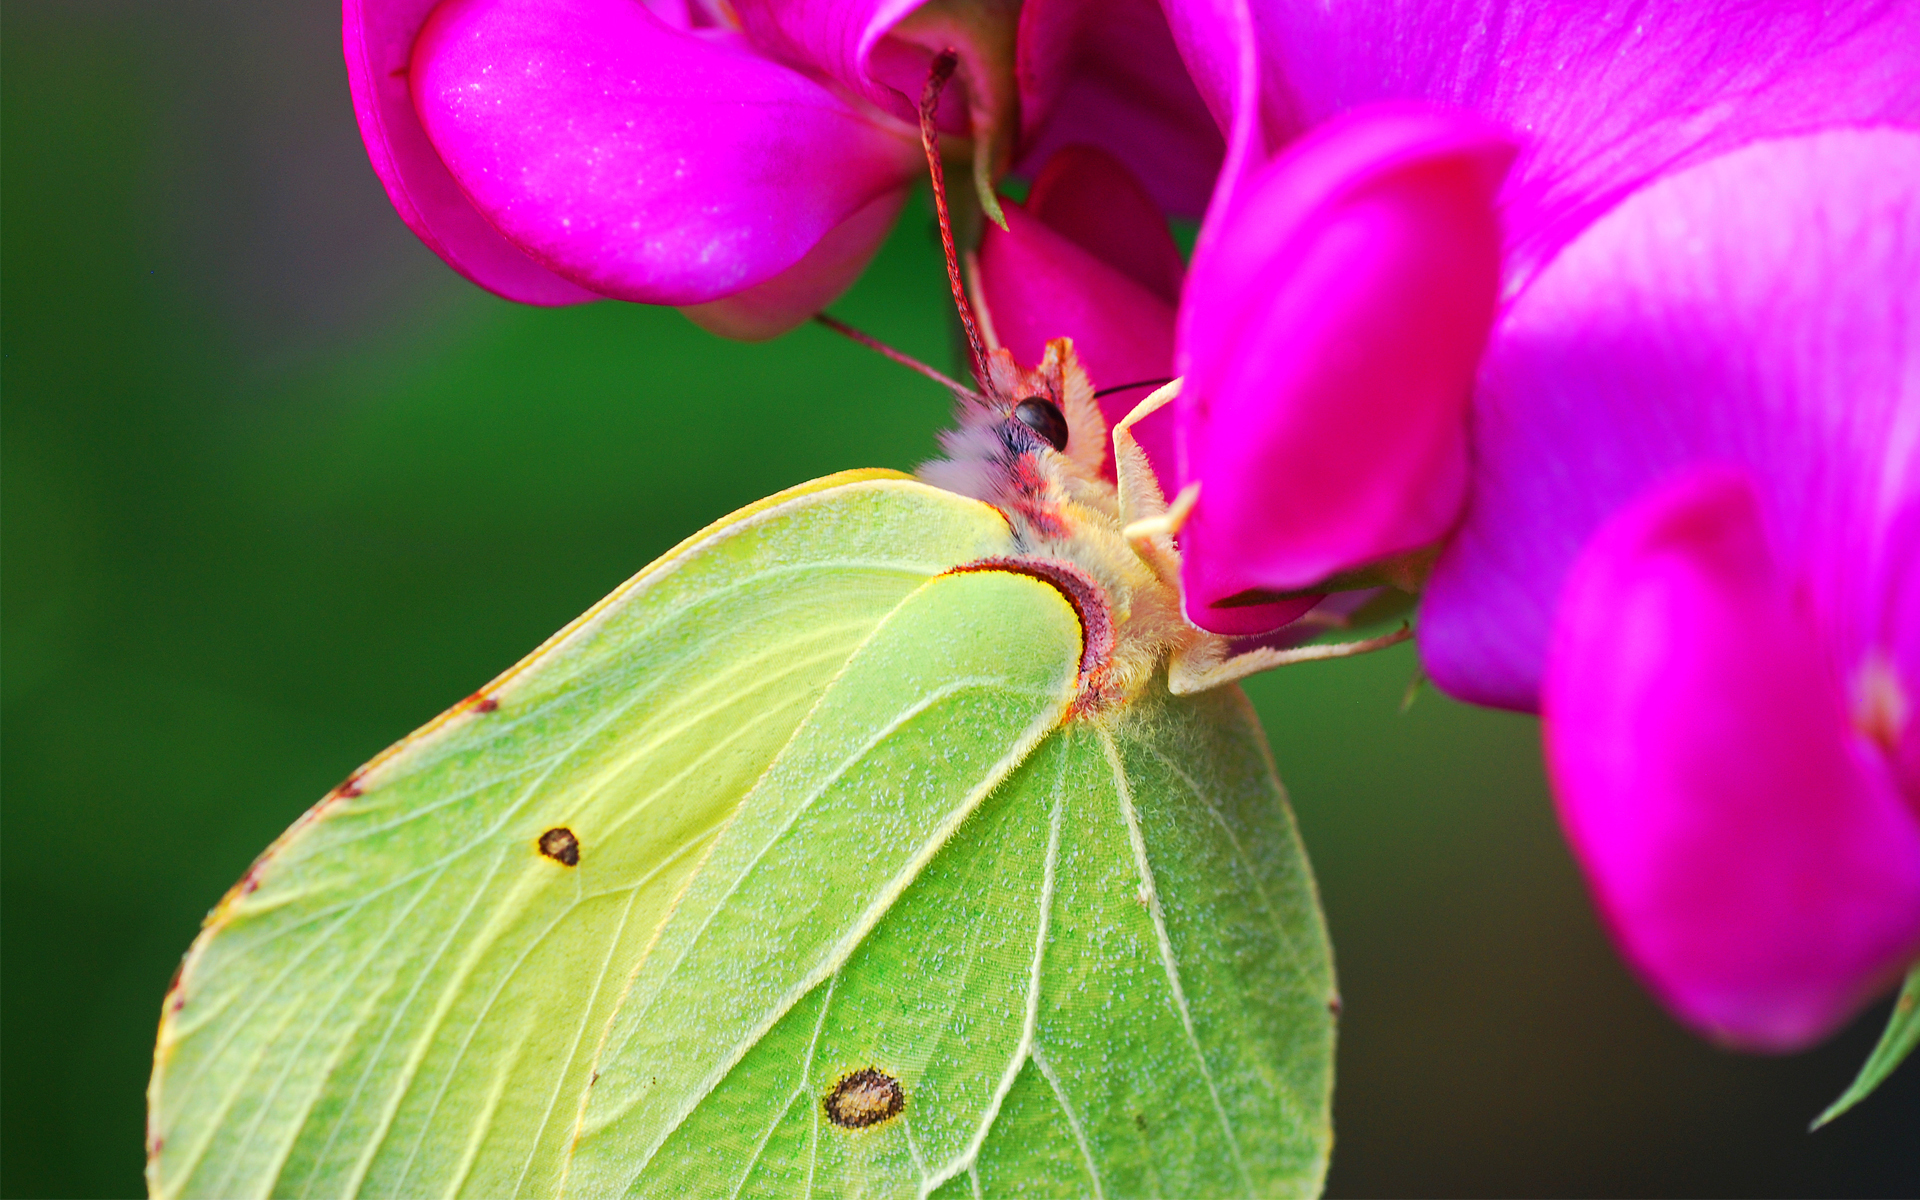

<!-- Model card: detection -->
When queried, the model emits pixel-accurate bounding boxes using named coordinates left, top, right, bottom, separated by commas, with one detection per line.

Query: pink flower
left=343, top=0, right=1228, bottom=337
left=1434, top=130, right=1920, bottom=1049
left=1167, top=0, right=1918, bottom=619
left=983, top=3, right=1919, bottom=1050
left=350, top=0, right=1920, bottom=1051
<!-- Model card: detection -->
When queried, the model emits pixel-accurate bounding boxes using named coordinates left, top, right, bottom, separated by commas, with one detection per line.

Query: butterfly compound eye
left=1012, top=397, right=1069, bottom=452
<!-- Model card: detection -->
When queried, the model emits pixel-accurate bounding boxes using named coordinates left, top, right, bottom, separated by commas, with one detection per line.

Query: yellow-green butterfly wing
left=589, top=680, right=1333, bottom=1198
left=148, top=470, right=1334, bottom=1198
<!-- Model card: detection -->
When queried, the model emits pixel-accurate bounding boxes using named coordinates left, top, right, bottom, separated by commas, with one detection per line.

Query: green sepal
left=1342, top=587, right=1418, bottom=630
left=1812, top=962, right=1920, bottom=1128
left=891, top=0, right=1017, bottom=230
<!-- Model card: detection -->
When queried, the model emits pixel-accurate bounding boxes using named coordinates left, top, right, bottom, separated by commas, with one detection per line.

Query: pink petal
left=1250, top=0, right=1920, bottom=289
left=1013, top=0, right=1229, bottom=217
left=1027, top=145, right=1185, bottom=306
left=1874, top=502, right=1920, bottom=802
left=409, top=0, right=920, bottom=306
left=343, top=0, right=595, bottom=304
left=1544, top=467, right=1920, bottom=1051
left=729, top=0, right=984, bottom=132
left=975, top=154, right=1180, bottom=484
left=1174, top=104, right=1515, bottom=628
left=679, top=189, right=907, bottom=340
left=1422, top=128, right=1920, bottom=712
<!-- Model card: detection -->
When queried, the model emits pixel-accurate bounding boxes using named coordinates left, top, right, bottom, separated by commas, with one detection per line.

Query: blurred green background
left=3, top=3, right=1914, bottom=1196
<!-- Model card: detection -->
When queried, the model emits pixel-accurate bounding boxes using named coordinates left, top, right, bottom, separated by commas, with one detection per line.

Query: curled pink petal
left=729, top=0, right=958, bottom=128
left=1254, top=0, right=1920, bottom=287
left=1544, top=467, right=1920, bottom=1051
left=1013, top=0, right=1229, bottom=217
left=1422, top=129, right=1920, bottom=713
left=1026, top=145, right=1185, bottom=305
left=342, top=0, right=595, bottom=304
left=1174, top=103, right=1515, bottom=628
left=975, top=149, right=1180, bottom=484
left=410, top=0, right=920, bottom=306
left=1178, top=574, right=1322, bottom=638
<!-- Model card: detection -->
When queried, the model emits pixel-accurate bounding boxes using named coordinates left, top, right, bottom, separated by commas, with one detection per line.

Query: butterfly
left=146, top=51, right=1400, bottom=1200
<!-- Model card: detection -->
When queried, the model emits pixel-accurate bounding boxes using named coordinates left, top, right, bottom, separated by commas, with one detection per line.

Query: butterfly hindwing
left=564, top=566, right=1084, bottom=1192
left=589, top=682, right=1333, bottom=1198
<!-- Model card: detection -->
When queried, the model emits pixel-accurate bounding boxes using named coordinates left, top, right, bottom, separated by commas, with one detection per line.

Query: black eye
left=1012, top=397, right=1068, bottom=452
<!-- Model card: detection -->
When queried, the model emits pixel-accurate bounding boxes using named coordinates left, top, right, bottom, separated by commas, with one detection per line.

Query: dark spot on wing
left=538, top=827, right=581, bottom=866
left=1328, top=992, right=1343, bottom=1017
left=1135, top=1112, right=1148, bottom=1132
left=824, top=1067, right=905, bottom=1128
left=336, top=772, right=366, bottom=799
left=165, top=961, right=187, bottom=1013
left=472, top=695, right=499, bottom=713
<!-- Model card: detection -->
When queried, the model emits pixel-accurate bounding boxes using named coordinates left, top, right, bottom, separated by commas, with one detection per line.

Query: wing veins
left=287, top=847, right=518, bottom=1198
left=506, top=883, right=646, bottom=1200
left=366, top=880, right=598, bottom=1198
left=1142, top=746, right=1320, bottom=993
left=443, top=1017, right=532, bottom=1200
left=1098, top=729, right=1254, bottom=1195
left=1030, top=1044, right=1106, bottom=1200
left=922, top=739, right=1070, bottom=1196
left=384, top=819, right=728, bottom=1197
left=636, top=677, right=1045, bottom=1010
left=311, top=620, right=865, bottom=857
left=183, top=859, right=453, bottom=1199
left=612, top=683, right=1065, bottom=1186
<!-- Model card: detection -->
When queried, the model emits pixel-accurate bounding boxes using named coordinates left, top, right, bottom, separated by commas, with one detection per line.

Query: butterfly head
left=918, top=334, right=1113, bottom=524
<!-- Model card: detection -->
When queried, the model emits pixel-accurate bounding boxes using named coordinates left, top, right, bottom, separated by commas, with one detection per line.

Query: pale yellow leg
left=1110, top=378, right=1182, bottom=529
left=1168, top=624, right=1415, bottom=695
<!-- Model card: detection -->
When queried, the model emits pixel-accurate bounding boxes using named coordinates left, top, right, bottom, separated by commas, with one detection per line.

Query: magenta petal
left=1175, top=104, right=1515, bottom=624
left=1027, top=145, right=1186, bottom=306
left=1544, top=468, right=1920, bottom=1051
left=976, top=203, right=1179, bottom=483
left=1178, top=576, right=1322, bottom=638
left=1255, top=0, right=1920, bottom=286
left=1422, top=129, right=1920, bottom=712
left=343, top=0, right=595, bottom=304
left=1013, top=0, right=1229, bottom=217
left=679, top=189, right=907, bottom=340
left=730, top=0, right=971, bottom=129
left=1868, top=499, right=1920, bottom=805
left=409, top=0, right=919, bottom=305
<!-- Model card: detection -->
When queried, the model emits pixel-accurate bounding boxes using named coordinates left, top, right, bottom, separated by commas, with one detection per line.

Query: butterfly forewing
left=147, top=472, right=1012, bottom=1200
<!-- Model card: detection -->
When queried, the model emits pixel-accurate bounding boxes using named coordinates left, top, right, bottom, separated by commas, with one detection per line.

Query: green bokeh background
left=3, top=4, right=1914, bottom=1196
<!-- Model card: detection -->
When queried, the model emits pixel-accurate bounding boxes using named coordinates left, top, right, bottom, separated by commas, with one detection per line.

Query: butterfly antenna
left=1091, top=377, right=1177, bottom=400
left=919, top=49, right=990, bottom=387
left=813, top=312, right=984, bottom=400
